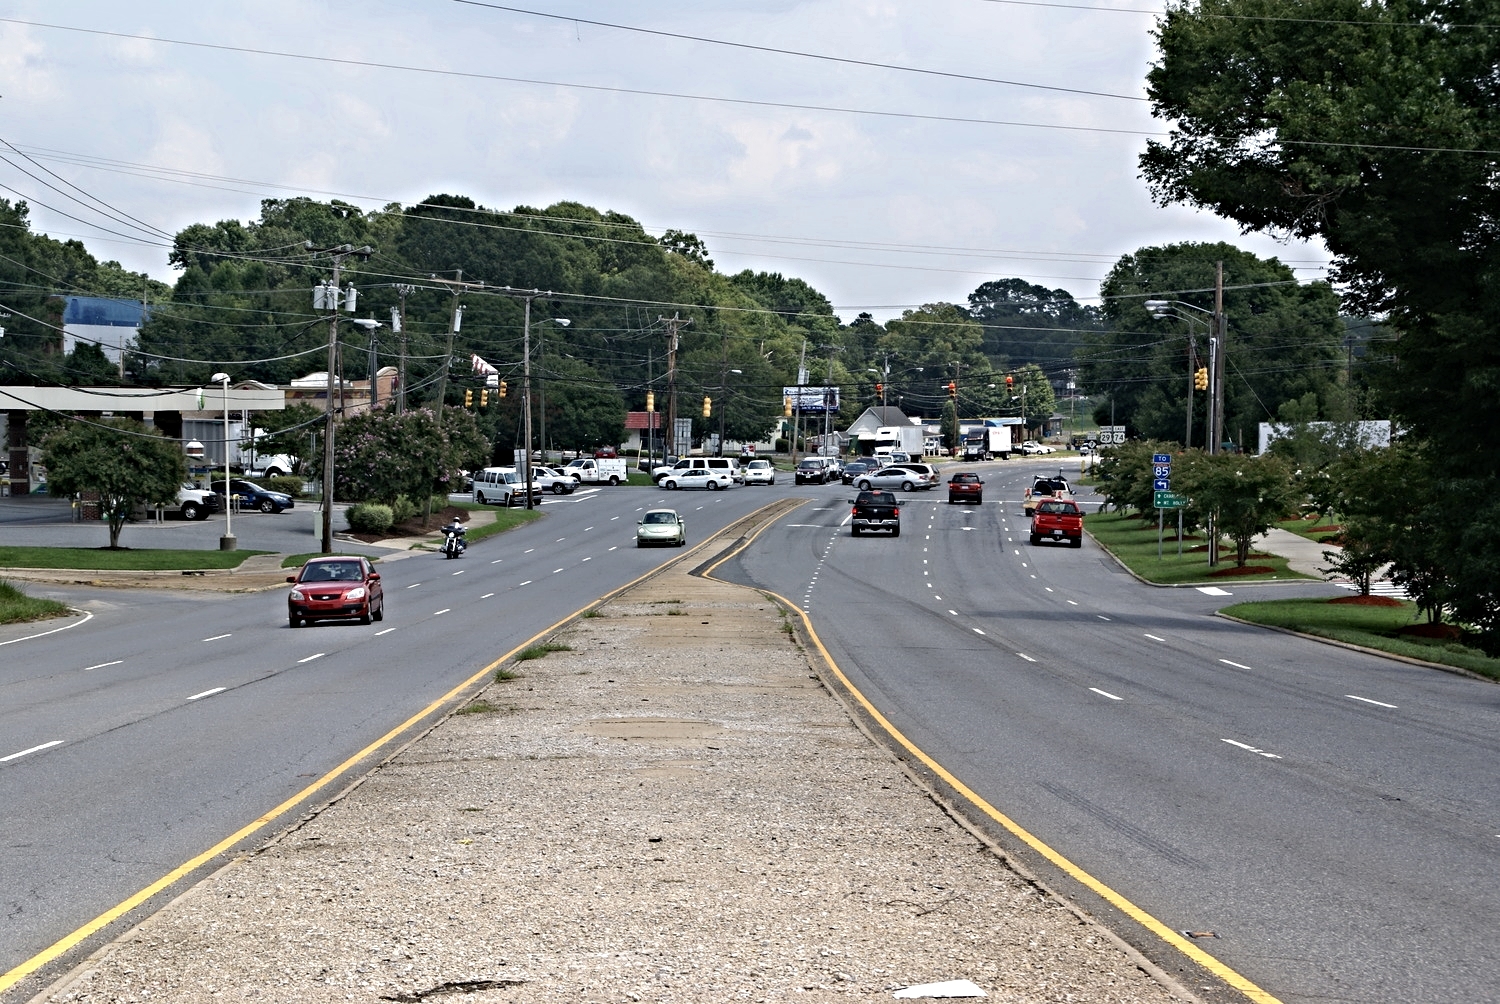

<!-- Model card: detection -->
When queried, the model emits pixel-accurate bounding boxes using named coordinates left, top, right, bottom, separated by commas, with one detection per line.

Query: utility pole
left=660, top=313, right=691, bottom=457
left=393, top=283, right=414, bottom=413
left=310, top=243, right=373, bottom=554
left=423, top=271, right=481, bottom=526
left=500, top=288, right=554, bottom=510
left=792, top=339, right=807, bottom=466
left=1209, top=260, right=1226, bottom=567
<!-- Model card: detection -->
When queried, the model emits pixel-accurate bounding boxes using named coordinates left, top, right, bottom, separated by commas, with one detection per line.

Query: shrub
left=345, top=503, right=394, bottom=535
left=431, top=494, right=450, bottom=515
left=265, top=475, right=304, bottom=498
left=389, top=494, right=417, bottom=524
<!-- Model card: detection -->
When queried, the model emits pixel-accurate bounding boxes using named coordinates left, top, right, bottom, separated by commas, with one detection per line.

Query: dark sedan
left=210, top=478, right=295, bottom=514
left=287, top=556, right=384, bottom=627
left=841, top=459, right=879, bottom=485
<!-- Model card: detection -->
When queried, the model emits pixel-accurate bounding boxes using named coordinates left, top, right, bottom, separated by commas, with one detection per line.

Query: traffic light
left=1194, top=367, right=1209, bottom=391
left=702, top=396, right=712, bottom=418
left=947, top=381, right=957, bottom=399
left=783, top=395, right=792, bottom=417
left=1005, top=374, right=1014, bottom=391
left=875, top=382, right=883, bottom=396
left=646, top=390, right=655, bottom=413
left=480, top=389, right=489, bottom=407
left=499, top=380, right=507, bottom=398
left=464, top=388, right=473, bottom=407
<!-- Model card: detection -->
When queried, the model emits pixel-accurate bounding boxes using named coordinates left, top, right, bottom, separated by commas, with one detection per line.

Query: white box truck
left=562, top=456, right=627, bottom=485
left=873, top=425, right=924, bottom=459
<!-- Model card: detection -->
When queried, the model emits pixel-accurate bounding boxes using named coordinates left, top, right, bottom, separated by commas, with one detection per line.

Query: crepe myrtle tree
left=1175, top=451, right=1298, bottom=568
left=43, top=418, right=187, bottom=549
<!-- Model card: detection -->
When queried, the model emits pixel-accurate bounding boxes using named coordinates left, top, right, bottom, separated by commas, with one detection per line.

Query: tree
left=1080, top=242, right=1343, bottom=448
left=43, top=418, right=187, bottom=548
left=540, top=356, right=627, bottom=452
left=966, top=278, right=1103, bottom=371
left=1093, top=438, right=1175, bottom=516
left=1175, top=451, right=1298, bottom=567
left=332, top=407, right=488, bottom=505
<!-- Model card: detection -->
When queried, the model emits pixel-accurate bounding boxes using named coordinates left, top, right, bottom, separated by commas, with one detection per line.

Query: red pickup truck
left=1030, top=497, right=1083, bottom=547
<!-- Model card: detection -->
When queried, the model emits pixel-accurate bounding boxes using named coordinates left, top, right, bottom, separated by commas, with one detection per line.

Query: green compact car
left=636, top=508, right=686, bottom=547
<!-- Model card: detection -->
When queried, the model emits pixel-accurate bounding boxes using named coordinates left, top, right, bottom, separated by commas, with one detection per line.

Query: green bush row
left=345, top=503, right=394, bottom=534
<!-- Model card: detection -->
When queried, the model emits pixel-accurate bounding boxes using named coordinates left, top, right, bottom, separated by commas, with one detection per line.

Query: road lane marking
left=451, top=570, right=464, bottom=575
left=1045, top=587, right=1054, bottom=592
left=1098, top=615, right=1111, bottom=621
left=934, top=595, right=941, bottom=600
left=0, top=609, right=94, bottom=648
left=948, top=609, right=958, bottom=615
left=434, top=609, right=450, bottom=616
left=1220, top=659, right=1252, bottom=670
left=518, top=580, right=532, bottom=586
left=491, top=559, right=503, bottom=564
left=202, top=633, right=231, bottom=642
left=84, top=660, right=122, bottom=672
left=406, top=583, right=420, bottom=589
left=608, top=546, right=618, bottom=551
left=1066, top=600, right=1078, bottom=605
left=1197, top=586, right=1233, bottom=596
left=1347, top=695, right=1397, bottom=708
left=187, top=688, right=225, bottom=701
left=297, top=653, right=324, bottom=664
left=1144, top=633, right=1165, bottom=642
left=584, top=526, right=594, bottom=531
left=1090, top=688, right=1122, bottom=700
left=524, top=548, right=535, bottom=553
left=581, top=556, right=592, bottom=562
left=375, top=628, right=395, bottom=636
left=1017, top=653, right=1036, bottom=662
left=480, top=593, right=494, bottom=599
left=556, top=537, right=566, bottom=542
left=1, top=741, right=63, bottom=762
left=1222, top=738, right=1282, bottom=759
left=552, top=567, right=564, bottom=574
left=973, top=628, right=986, bottom=635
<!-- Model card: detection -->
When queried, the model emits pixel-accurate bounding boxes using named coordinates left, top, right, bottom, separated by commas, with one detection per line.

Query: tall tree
left=967, top=278, right=1103, bottom=372
left=43, top=418, right=187, bottom=548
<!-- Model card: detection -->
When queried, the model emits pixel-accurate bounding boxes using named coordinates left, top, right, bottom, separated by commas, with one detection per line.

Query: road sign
left=1154, top=490, right=1187, bottom=508
left=1153, top=464, right=1171, bottom=478
left=1152, top=478, right=1170, bottom=491
left=1098, top=425, right=1126, bottom=446
left=1152, top=453, right=1172, bottom=464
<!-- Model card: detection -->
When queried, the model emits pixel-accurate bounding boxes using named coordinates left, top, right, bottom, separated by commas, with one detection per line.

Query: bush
left=389, top=494, right=417, bottom=524
left=265, top=475, right=304, bottom=498
left=345, top=503, right=394, bottom=535
left=431, top=494, right=450, bottom=515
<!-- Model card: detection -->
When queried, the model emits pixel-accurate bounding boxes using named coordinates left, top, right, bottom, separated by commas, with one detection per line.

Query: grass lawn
left=0, top=580, right=71, bottom=624
left=1222, top=597, right=1500, bottom=681
left=467, top=507, right=542, bottom=542
left=0, top=546, right=270, bottom=571
left=1084, top=510, right=1309, bottom=585
left=1274, top=512, right=1344, bottom=543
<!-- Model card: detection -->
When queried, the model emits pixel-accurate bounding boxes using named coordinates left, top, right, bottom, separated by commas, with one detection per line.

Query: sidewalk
left=33, top=559, right=1190, bottom=1004
left=1254, top=527, right=1335, bottom=578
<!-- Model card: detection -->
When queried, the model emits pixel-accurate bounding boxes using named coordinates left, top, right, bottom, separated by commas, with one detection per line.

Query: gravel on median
left=41, top=568, right=1191, bottom=1004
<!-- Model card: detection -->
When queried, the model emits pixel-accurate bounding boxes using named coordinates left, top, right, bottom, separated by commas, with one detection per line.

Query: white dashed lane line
left=84, top=660, right=121, bottom=672
left=297, top=653, right=325, bottom=664
left=480, top=593, right=494, bottom=599
left=2, top=741, right=64, bottom=762
left=187, top=687, right=225, bottom=701
left=1222, top=738, right=1282, bottom=759
left=376, top=627, right=396, bottom=636
left=1144, top=633, right=1166, bottom=642
left=1220, top=659, right=1252, bottom=670
left=1347, top=695, right=1397, bottom=709
left=452, top=570, right=464, bottom=575
left=1017, top=653, right=1036, bottom=662
left=1098, top=615, right=1111, bottom=621
left=406, top=583, right=420, bottom=589
left=202, top=633, right=231, bottom=642
left=434, top=609, right=450, bottom=616
left=518, top=580, right=532, bottom=586
left=1090, top=688, right=1122, bottom=700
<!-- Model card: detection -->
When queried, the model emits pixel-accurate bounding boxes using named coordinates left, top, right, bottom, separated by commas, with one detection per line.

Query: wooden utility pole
left=310, top=243, right=373, bottom=554
left=660, top=313, right=691, bottom=457
left=393, top=283, right=414, bottom=414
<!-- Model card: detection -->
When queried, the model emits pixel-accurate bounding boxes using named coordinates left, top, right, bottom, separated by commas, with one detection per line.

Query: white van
left=472, top=467, right=542, bottom=507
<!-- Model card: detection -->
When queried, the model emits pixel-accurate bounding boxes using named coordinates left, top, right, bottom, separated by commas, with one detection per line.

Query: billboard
left=783, top=385, right=840, bottom=414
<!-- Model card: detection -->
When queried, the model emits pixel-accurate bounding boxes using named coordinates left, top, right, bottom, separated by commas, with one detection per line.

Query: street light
left=1146, top=301, right=1211, bottom=451
left=719, top=368, right=741, bottom=456
left=536, top=317, right=570, bottom=463
left=210, top=372, right=235, bottom=551
left=348, top=317, right=385, bottom=411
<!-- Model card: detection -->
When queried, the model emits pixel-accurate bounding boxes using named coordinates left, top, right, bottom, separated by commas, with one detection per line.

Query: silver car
left=851, top=467, right=930, bottom=493
left=636, top=508, right=686, bottom=547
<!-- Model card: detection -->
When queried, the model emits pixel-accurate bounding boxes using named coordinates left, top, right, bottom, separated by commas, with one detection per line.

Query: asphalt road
left=717, top=460, right=1500, bottom=1004
left=0, top=482, right=776, bottom=988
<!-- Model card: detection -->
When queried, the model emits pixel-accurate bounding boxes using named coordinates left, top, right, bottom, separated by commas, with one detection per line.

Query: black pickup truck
left=850, top=489, right=902, bottom=537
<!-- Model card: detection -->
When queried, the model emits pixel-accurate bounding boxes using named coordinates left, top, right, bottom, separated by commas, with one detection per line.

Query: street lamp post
left=536, top=317, right=570, bottom=464
left=211, top=372, right=234, bottom=551
left=719, top=368, right=741, bottom=456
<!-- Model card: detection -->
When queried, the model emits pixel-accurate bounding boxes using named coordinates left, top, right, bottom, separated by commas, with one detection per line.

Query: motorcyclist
left=441, top=519, right=467, bottom=555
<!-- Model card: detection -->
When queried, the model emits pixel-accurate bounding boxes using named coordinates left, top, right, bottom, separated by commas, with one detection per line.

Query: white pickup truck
left=174, top=482, right=221, bottom=521
left=562, top=457, right=627, bottom=485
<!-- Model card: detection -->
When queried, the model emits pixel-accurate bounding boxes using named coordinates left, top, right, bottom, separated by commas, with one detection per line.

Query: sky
left=0, top=0, right=1332, bottom=323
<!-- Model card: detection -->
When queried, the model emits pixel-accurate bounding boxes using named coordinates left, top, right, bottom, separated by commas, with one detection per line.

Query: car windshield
left=797, top=460, right=821, bottom=469
left=302, top=561, right=363, bottom=582
left=642, top=512, right=678, bottom=525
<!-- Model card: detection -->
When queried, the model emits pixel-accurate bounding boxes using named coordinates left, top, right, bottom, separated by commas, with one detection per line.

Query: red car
left=947, top=472, right=983, bottom=504
left=287, top=556, right=384, bottom=627
left=1030, top=498, right=1084, bottom=547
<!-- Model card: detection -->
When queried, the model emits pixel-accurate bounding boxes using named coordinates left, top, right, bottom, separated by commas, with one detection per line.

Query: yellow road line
left=704, top=529, right=1282, bottom=1004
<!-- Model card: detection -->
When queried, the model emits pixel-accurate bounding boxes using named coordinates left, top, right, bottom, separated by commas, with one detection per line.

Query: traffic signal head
left=480, top=389, right=489, bottom=407
left=646, top=390, right=655, bottom=413
left=464, top=388, right=473, bottom=407
left=702, top=396, right=712, bottom=418
left=947, top=381, right=957, bottom=398
left=783, top=395, right=792, bottom=417
left=1005, top=374, right=1014, bottom=389
left=1195, top=367, right=1209, bottom=391
left=499, top=380, right=507, bottom=398
left=875, top=382, right=883, bottom=396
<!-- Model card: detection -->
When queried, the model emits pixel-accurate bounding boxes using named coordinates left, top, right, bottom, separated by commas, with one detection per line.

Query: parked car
left=286, top=555, right=384, bottom=627
left=1030, top=497, right=1084, bottom=547
left=850, top=489, right=902, bottom=537
left=841, top=458, right=879, bottom=485
left=209, top=478, right=294, bottom=514
left=636, top=508, right=686, bottom=547
left=661, top=468, right=734, bottom=490
left=174, top=482, right=221, bottom=521
left=853, top=467, right=928, bottom=493
left=1021, top=440, right=1056, bottom=456
left=533, top=466, right=578, bottom=495
left=1022, top=475, right=1072, bottom=516
left=742, top=459, right=777, bottom=485
left=947, top=472, right=983, bottom=505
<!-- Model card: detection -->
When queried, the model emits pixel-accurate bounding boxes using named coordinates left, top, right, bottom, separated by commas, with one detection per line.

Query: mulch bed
left=1209, top=564, right=1277, bottom=577
left=1397, top=622, right=1466, bottom=641
left=1308, top=524, right=1343, bottom=533
left=1330, top=594, right=1404, bottom=607
left=345, top=506, right=470, bottom=544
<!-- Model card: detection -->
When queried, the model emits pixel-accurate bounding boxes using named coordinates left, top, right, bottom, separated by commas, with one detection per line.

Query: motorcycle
left=441, top=523, right=467, bottom=559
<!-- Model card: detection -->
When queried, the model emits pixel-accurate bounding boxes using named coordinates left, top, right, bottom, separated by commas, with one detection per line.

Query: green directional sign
left=1154, top=490, right=1188, bottom=509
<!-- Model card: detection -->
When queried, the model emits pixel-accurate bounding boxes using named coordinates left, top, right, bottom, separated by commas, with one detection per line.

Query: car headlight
left=346, top=587, right=366, bottom=600
left=289, top=590, right=305, bottom=601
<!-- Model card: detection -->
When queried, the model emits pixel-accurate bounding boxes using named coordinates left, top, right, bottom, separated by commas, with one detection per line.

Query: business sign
left=783, top=385, right=841, bottom=414
left=1154, top=490, right=1188, bottom=509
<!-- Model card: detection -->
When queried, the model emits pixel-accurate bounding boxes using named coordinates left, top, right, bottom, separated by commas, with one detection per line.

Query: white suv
left=742, top=459, right=776, bottom=485
left=652, top=456, right=739, bottom=485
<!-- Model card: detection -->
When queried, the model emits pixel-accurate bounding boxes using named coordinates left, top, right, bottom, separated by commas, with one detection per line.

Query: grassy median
left=1222, top=597, right=1500, bottom=681
left=0, top=580, right=71, bottom=624
left=0, top=546, right=269, bottom=570
left=1084, top=510, right=1306, bottom=585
